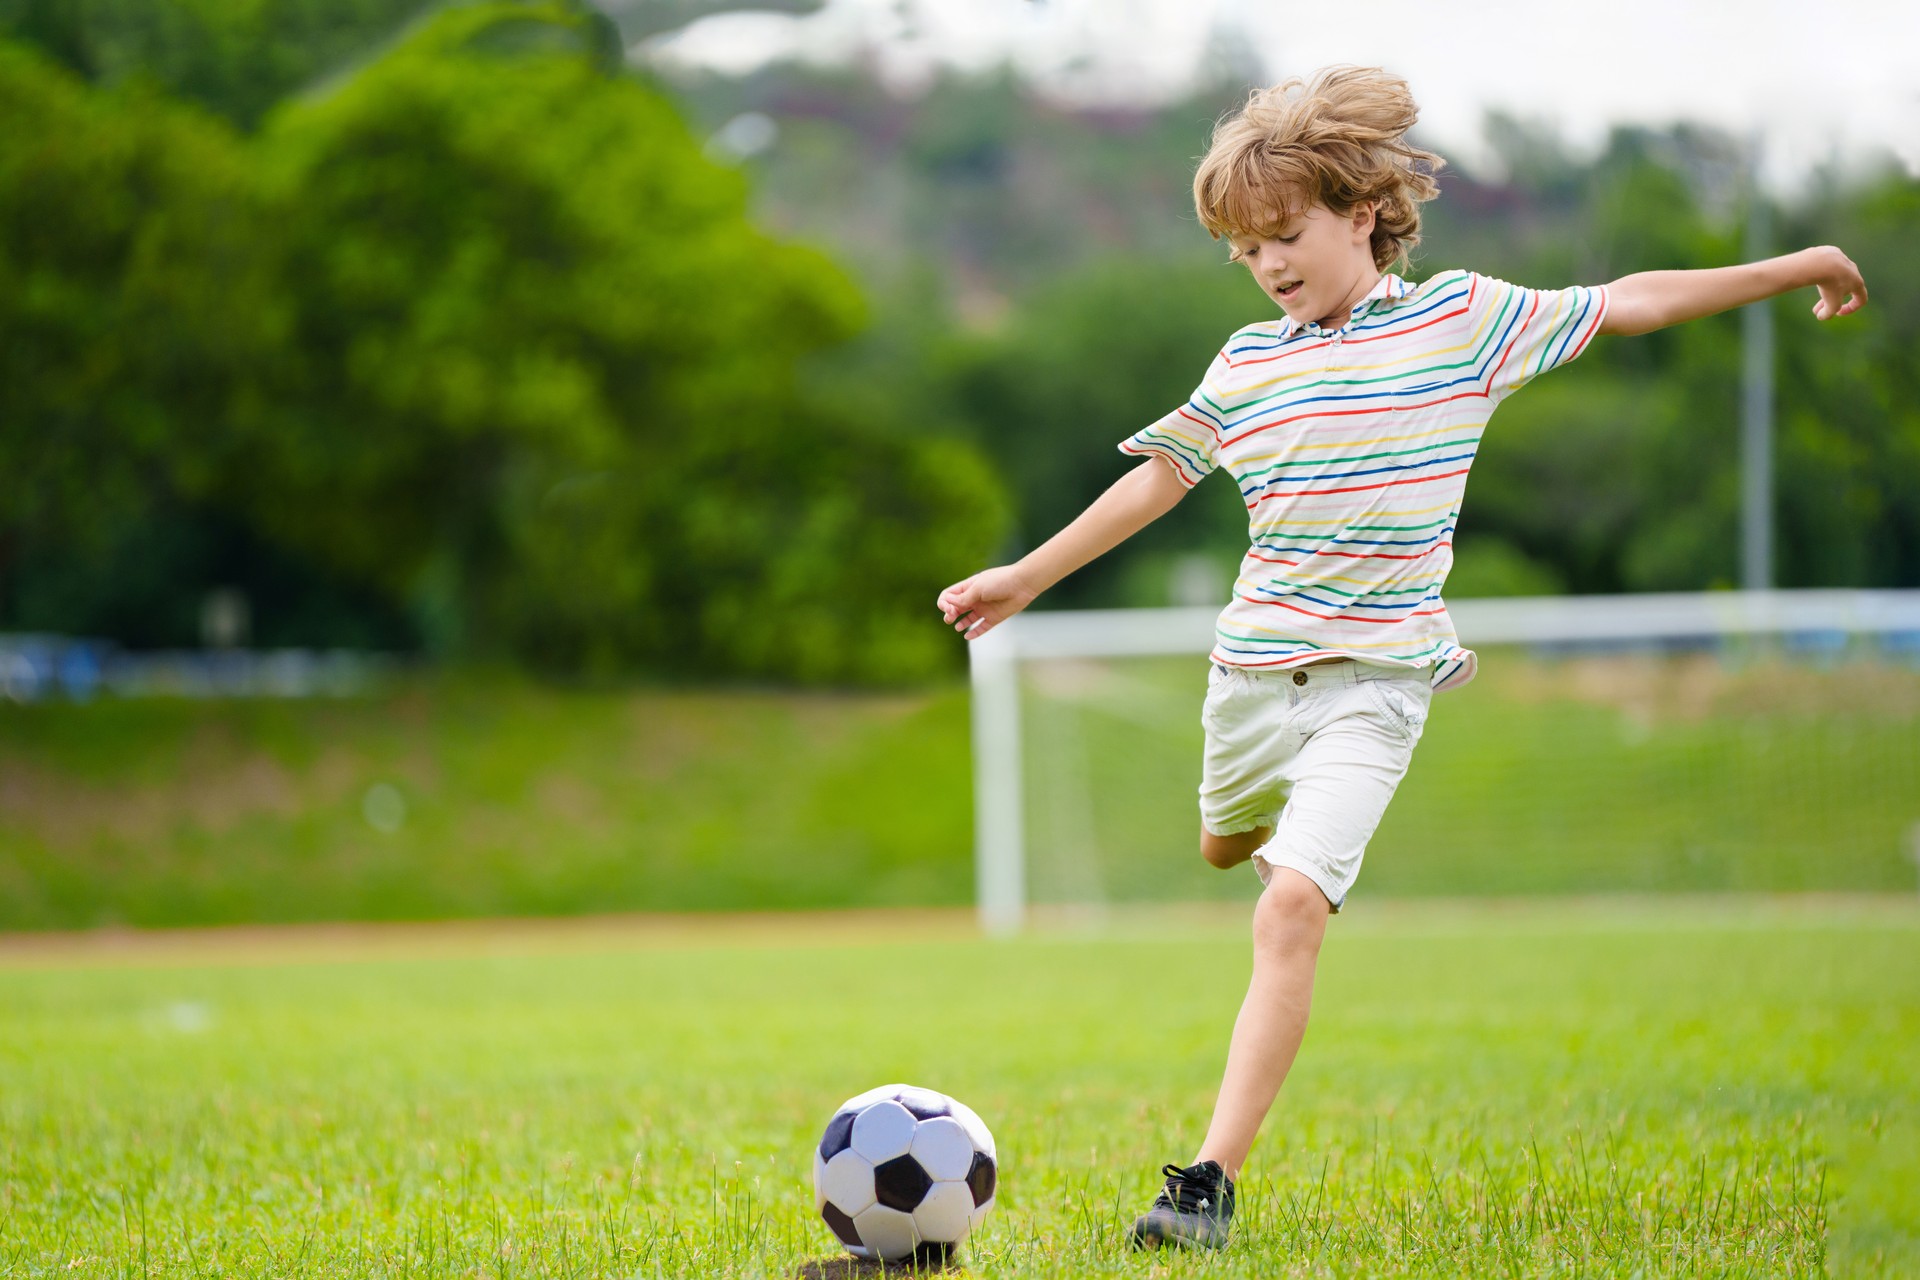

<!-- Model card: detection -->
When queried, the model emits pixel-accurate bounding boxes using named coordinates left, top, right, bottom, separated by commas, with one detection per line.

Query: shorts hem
left=1202, top=817, right=1268, bottom=837
left=1253, top=847, right=1349, bottom=914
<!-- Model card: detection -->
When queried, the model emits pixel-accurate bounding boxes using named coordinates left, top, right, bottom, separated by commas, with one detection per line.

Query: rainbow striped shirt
left=1119, top=270, right=1608, bottom=692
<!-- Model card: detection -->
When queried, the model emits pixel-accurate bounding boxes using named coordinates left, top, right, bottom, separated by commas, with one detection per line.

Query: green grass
left=3, top=653, right=1917, bottom=930
left=0, top=675, right=975, bottom=931
left=3, top=899, right=1916, bottom=1277
left=1027, top=651, right=1920, bottom=904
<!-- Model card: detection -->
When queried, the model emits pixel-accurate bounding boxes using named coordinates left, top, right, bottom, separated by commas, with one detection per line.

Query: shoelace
left=1153, top=1163, right=1225, bottom=1214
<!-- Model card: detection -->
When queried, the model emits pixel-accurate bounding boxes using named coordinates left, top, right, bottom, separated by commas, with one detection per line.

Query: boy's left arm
left=1599, top=245, right=1866, bottom=336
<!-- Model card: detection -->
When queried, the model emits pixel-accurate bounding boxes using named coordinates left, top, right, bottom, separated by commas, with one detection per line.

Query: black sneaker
left=1129, top=1159, right=1235, bottom=1250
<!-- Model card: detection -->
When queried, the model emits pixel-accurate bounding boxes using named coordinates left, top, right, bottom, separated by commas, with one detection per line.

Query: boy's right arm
left=937, top=457, right=1191, bottom=640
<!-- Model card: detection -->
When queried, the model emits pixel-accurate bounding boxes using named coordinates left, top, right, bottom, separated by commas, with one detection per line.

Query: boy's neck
left=1313, top=267, right=1385, bottom=330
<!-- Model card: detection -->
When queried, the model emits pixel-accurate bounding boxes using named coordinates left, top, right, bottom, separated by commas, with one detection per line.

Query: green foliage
left=3, top=28, right=1915, bottom=675
left=1772, top=170, right=1920, bottom=589
left=933, top=258, right=1261, bottom=604
left=0, top=0, right=610, bottom=126
left=1441, top=537, right=1565, bottom=598
left=0, top=5, right=1009, bottom=682
left=0, top=43, right=265, bottom=587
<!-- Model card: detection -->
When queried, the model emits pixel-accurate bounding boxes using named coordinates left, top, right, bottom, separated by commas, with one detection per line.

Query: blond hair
left=1194, top=66, right=1444, bottom=272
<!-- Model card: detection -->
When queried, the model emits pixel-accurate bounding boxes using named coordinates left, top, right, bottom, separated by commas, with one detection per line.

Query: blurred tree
left=0, top=0, right=807, bottom=128
left=0, top=0, right=444, bottom=126
left=933, top=257, right=1263, bottom=606
left=1443, top=126, right=1751, bottom=595
left=0, top=42, right=280, bottom=637
left=4, top=19, right=1912, bottom=670
left=202, top=2, right=1003, bottom=680
left=1772, top=168, right=1920, bottom=590
left=0, top=5, right=1008, bottom=681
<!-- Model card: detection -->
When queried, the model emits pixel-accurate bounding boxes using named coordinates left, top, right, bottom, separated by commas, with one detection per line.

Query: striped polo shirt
left=1119, top=270, right=1608, bottom=691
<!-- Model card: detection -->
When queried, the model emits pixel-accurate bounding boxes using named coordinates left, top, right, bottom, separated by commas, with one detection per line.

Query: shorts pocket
left=1202, top=663, right=1238, bottom=731
left=1363, top=678, right=1429, bottom=746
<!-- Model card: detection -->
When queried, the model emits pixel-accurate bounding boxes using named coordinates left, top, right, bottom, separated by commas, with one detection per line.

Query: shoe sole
left=1129, top=1218, right=1229, bottom=1250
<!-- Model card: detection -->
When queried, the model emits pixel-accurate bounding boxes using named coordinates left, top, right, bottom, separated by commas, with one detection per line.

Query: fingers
left=937, top=569, right=1018, bottom=640
left=936, top=578, right=975, bottom=622
left=1812, top=288, right=1865, bottom=321
left=960, top=612, right=997, bottom=640
left=1811, top=262, right=1867, bottom=322
left=1842, top=275, right=1868, bottom=315
left=937, top=581, right=986, bottom=636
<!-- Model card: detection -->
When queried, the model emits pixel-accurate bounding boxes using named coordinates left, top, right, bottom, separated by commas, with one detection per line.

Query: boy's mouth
left=1274, top=279, right=1304, bottom=302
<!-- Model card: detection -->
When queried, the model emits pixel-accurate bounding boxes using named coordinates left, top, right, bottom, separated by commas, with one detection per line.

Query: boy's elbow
left=1600, top=297, right=1660, bottom=337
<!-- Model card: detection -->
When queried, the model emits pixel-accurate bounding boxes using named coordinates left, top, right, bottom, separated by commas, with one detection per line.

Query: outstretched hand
left=937, top=565, right=1038, bottom=641
left=1810, top=245, right=1867, bottom=321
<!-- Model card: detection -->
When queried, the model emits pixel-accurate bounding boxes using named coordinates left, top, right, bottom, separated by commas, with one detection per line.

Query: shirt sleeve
left=1467, top=273, right=1609, bottom=401
left=1116, top=348, right=1229, bottom=488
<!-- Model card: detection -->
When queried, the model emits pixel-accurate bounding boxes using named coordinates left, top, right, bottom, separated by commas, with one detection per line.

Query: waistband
left=1214, top=658, right=1423, bottom=691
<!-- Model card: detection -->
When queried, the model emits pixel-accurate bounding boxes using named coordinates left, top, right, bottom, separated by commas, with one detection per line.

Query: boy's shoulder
left=1363, top=268, right=1481, bottom=330
left=1395, top=268, right=1477, bottom=305
left=1222, top=317, right=1291, bottom=346
left=1211, top=318, right=1294, bottom=370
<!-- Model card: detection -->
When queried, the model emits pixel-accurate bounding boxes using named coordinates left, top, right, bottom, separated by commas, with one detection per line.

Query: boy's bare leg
left=1200, top=824, right=1272, bottom=870
left=1194, top=868, right=1330, bottom=1179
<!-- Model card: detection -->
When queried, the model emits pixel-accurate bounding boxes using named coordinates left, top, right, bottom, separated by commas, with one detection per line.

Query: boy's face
left=1228, top=201, right=1379, bottom=328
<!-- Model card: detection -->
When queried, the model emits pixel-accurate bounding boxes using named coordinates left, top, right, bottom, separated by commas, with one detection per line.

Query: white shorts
left=1199, top=659, right=1431, bottom=911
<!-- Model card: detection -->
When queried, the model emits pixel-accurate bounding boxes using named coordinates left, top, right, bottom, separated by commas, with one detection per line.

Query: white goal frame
left=968, top=588, right=1920, bottom=935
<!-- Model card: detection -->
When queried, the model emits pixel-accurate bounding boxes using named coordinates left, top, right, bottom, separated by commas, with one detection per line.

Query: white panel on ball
left=840, top=1083, right=904, bottom=1111
left=851, top=1203, right=920, bottom=1261
left=849, top=1101, right=916, bottom=1163
left=947, top=1099, right=997, bottom=1159
left=812, top=1149, right=830, bottom=1213
left=913, top=1180, right=974, bottom=1243
left=820, top=1150, right=877, bottom=1216
left=907, top=1117, right=974, bottom=1181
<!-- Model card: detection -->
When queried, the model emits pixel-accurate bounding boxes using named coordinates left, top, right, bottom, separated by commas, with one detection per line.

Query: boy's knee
left=1252, top=871, right=1331, bottom=955
left=1199, top=825, right=1270, bottom=870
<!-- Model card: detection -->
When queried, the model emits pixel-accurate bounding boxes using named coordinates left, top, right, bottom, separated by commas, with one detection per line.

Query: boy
left=937, top=66, right=1868, bottom=1250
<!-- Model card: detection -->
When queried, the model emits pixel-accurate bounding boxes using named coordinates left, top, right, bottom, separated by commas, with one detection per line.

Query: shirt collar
left=1281, top=273, right=1412, bottom=337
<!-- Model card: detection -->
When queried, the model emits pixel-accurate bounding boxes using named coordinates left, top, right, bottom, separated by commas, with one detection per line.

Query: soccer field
left=3, top=899, right=1916, bottom=1278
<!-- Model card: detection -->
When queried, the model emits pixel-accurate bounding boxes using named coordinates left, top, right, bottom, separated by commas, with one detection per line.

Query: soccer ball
left=812, top=1083, right=998, bottom=1261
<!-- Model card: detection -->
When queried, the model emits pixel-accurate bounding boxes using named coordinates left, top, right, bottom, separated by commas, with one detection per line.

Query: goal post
left=969, top=589, right=1920, bottom=935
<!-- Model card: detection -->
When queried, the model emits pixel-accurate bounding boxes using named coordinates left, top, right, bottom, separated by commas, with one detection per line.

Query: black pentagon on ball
left=966, top=1150, right=997, bottom=1207
left=818, top=1109, right=857, bottom=1160
left=873, top=1154, right=934, bottom=1212
left=894, top=1088, right=952, bottom=1121
left=821, top=1201, right=862, bottom=1248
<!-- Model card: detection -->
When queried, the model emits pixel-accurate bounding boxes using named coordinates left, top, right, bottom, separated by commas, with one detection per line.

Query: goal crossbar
left=968, top=589, right=1920, bottom=934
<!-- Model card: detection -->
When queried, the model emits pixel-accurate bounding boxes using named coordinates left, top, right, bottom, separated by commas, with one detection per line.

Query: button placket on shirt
left=1307, top=319, right=1349, bottom=371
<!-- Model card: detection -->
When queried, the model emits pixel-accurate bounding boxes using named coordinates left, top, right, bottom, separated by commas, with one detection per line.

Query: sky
left=646, top=0, right=1920, bottom=188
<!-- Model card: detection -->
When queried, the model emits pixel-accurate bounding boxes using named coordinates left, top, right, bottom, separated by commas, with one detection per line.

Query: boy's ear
left=1349, top=202, right=1377, bottom=239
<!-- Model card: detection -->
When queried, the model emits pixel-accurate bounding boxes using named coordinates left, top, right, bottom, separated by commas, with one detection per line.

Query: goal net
left=969, top=590, right=1920, bottom=933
